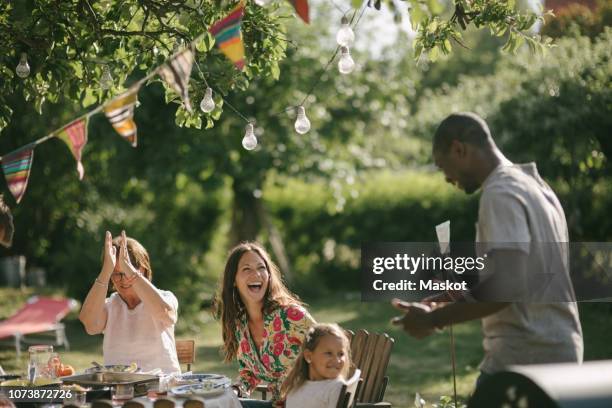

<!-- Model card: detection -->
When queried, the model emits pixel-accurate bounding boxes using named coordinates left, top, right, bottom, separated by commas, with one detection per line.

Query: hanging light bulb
left=338, top=47, right=355, bottom=74
left=200, top=87, right=215, bottom=113
left=294, top=106, right=311, bottom=134
left=15, top=53, right=31, bottom=78
left=336, top=16, right=355, bottom=47
left=100, top=65, right=113, bottom=90
left=242, top=123, right=258, bottom=150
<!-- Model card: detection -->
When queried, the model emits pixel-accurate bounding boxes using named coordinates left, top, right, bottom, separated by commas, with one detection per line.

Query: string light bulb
left=336, top=16, right=355, bottom=47
left=294, top=106, right=311, bottom=134
left=338, top=47, right=355, bottom=74
left=15, top=53, right=31, bottom=78
left=100, top=65, right=113, bottom=90
left=242, top=123, right=258, bottom=150
left=200, top=87, right=215, bottom=113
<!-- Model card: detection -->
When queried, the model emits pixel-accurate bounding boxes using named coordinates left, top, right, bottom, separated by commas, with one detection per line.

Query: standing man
left=392, top=112, right=583, bottom=383
left=0, top=195, right=14, bottom=248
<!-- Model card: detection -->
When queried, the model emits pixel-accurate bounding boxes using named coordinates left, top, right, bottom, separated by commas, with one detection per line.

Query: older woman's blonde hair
left=101, top=235, right=153, bottom=291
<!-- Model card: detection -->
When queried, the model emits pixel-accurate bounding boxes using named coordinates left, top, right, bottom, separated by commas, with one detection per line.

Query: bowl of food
left=85, top=362, right=139, bottom=374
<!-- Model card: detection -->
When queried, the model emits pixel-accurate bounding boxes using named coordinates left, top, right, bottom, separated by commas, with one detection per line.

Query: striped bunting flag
left=209, top=2, right=246, bottom=70
left=158, top=48, right=194, bottom=112
left=56, top=117, right=88, bottom=180
left=104, top=89, right=138, bottom=147
left=288, top=0, right=309, bottom=24
left=1, top=145, right=35, bottom=204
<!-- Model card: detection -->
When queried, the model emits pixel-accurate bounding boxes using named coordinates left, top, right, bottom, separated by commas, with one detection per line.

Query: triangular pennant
left=209, top=2, right=246, bottom=70
left=104, top=89, right=139, bottom=147
left=288, top=0, right=309, bottom=24
left=158, top=48, right=194, bottom=112
left=2, top=145, right=35, bottom=204
left=56, top=117, right=88, bottom=180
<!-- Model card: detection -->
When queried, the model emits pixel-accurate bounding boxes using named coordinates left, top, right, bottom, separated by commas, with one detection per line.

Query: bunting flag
left=209, top=2, right=246, bottom=70
left=288, top=0, right=309, bottom=24
left=158, top=48, right=194, bottom=112
left=2, top=145, right=35, bottom=204
left=104, top=89, right=139, bottom=147
left=56, top=117, right=88, bottom=180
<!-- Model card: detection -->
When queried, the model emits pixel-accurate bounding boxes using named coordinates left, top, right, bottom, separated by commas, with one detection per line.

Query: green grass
left=1, top=288, right=611, bottom=407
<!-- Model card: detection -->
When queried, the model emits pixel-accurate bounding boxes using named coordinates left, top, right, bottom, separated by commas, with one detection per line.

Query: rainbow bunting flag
left=158, top=48, right=195, bottom=112
left=56, top=117, right=88, bottom=180
left=288, top=0, right=309, bottom=24
left=209, top=2, right=246, bottom=70
left=1, top=145, right=35, bottom=204
left=104, top=89, right=139, bottom=147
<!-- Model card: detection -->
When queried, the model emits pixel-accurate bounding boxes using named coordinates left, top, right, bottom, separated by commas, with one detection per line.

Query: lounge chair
left=0, top=296, right=78, bottom=357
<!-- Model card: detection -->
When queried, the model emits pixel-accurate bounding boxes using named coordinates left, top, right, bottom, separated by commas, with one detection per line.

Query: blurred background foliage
left=0, top=0, right=610, bottom=322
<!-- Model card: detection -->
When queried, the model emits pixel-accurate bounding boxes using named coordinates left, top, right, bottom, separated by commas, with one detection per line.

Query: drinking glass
left=111, top=384, right=134, bottom=405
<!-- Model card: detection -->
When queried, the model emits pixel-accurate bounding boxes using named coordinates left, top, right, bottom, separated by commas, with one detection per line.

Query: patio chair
left=175, top=339, right=195, bottom=372
left=0, top=296, right=78, bottom=357
left=336, top=368, right=362, bottom=408
left=347, top=329, right=394, bottom=408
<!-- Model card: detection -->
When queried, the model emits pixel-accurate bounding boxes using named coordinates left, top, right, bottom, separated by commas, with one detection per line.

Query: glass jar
left=27, top=345, right=54, bottom=380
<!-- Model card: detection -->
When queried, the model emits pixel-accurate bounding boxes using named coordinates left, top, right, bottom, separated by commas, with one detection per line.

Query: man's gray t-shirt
left=475, top=163, right=583, bottom=373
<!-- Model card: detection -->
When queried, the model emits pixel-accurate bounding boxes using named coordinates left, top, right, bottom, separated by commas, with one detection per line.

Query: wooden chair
left=175, top=339, right=196, bottom=372
left=347, top=329, right=394, bottom=408
left=336, top=368, right=361, bottom=408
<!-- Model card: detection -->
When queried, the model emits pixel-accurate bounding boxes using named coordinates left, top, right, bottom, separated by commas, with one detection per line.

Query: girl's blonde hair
left=281, top=323, right=352, bottom=399
left=214, top=241, right=304, bottom=363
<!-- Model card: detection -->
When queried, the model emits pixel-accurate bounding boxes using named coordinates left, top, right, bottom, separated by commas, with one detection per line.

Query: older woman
left=79, top=231, right=180, bottom=374
left=217, top=242, right=316, bottom=407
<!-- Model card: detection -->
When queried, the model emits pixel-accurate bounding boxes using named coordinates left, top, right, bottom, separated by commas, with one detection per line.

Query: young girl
left=282, top=323, right=357, bottom=408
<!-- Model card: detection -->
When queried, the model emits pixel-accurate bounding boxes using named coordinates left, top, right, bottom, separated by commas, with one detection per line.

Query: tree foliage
left=1, top=0, right=551, bottom=134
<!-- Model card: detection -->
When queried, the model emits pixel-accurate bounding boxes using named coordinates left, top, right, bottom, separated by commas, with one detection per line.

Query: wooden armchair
left=347, top=329, right=394, bottom=408
left=175, top=339, right=196, bottom=372
left=336, top=368, right=361, bottom=408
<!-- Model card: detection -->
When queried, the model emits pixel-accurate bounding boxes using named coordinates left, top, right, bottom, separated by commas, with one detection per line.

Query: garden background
left=0, top=1, right=611, bottom=406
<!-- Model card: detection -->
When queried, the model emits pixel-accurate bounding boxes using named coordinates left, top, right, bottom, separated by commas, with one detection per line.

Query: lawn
left=1, top=288, right=611, bottom=407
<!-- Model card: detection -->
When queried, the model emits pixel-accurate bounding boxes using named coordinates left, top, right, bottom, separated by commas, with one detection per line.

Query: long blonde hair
left=215, top=241, right=304, bottom=363
left=281, top=323, right=352, bottom=399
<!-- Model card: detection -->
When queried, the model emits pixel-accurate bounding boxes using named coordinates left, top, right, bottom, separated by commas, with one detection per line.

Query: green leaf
left=442, top=39, right=452, bottom=54
left=429, top=45, right=440, bottom=62
left=409, top=3, right=426, bottom=27
left=82, top=88, right=97, bottom=107
left=427, top=0, right=444, bottom=15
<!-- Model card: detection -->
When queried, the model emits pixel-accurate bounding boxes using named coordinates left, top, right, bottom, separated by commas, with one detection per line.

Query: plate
left=177, top=374, right=225, bottom=382
left=170, top=375, right=230, bottom=398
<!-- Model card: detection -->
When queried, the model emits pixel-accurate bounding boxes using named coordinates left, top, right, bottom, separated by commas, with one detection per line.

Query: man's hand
left=391, top=298, right=436, bottom=339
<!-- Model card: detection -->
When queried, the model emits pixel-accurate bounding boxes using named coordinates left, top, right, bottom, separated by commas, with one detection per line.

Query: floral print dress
left=235, top=303, right=315, bottom=403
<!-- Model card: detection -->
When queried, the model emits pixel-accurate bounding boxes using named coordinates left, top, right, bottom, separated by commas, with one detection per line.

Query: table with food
left=0, top=345, right=240, bottom=408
